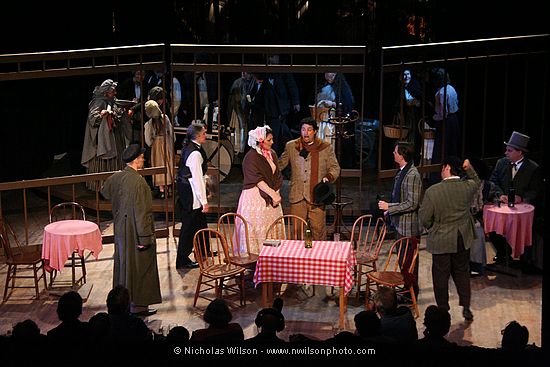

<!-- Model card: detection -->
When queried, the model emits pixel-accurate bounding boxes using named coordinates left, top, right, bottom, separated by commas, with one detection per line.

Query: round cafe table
left=483, top=203, right=534, bottom=259
left=42, top=219, right=103, bottom=272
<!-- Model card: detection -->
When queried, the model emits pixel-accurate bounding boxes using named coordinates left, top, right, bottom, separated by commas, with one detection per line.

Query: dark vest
left=178, top=141, right=208, bottom=180
left=177, top=141, right=207, bottom=211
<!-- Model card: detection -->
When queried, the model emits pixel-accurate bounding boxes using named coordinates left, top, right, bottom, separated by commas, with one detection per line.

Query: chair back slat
left=50, top=202, right=86, bottom=223
left=351, top=214, right=387, bottom=257
left=384, top=237, right=419, bottom=273
left=265, top=215, right=306, bottom=240
left=193, top=228, right=229, bottom=269
left=217, top=212, right=251, bottom=258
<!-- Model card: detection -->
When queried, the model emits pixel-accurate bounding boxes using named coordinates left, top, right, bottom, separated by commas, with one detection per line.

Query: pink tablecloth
left=483, top=203, right=534, bottom=258
left=253, top=240, right=356, bottom=295
left=42, top=219, right=103, bottom=271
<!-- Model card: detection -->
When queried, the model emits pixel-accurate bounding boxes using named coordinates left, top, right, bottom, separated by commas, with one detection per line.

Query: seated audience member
left=246, top=298, right=287, bottom=345
left=88, top=312, right=111, bottom=342
left=352, top=310, right=394, bottom=345
left=166, top=326, right=190, bottom=343
left=374, top=286, right=418, bottom=343
left=11, top=319, right=45, bottom=342
left=47, top=291, right=90, bottom=342
left=416, top=305, right=457, bottom=349
left=190, top=298, right=244, bottom=342
left=106, top=285, right=152, bottom=342
left=501, top=321, right=530, bottom=352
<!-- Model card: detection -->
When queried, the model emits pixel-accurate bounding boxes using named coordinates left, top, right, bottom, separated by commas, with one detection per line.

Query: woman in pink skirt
left=236, top=125, right=283, bottom=254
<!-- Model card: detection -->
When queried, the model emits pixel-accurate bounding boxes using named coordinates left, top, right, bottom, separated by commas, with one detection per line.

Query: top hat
left=312, top=181, right=335, bottom=206
left=504, top=131, right=529, bottom=152
left=122, top=144, right=146, bottom=163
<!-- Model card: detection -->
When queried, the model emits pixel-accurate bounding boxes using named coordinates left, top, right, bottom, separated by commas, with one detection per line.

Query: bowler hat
left=122, top=144, right=146, bottom=163
left=504, top=131, right=529, bottom=152
left=312, top=181, right=335, bottom=206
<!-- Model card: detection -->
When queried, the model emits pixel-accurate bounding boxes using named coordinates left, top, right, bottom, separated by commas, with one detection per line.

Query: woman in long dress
left=81, top=79, right=130, bottom=190
left=144, top=100, right=174, bottom=198
left=236, top=125, right=283, bottom=254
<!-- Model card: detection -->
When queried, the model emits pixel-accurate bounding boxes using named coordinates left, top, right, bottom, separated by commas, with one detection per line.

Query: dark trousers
left=488, top=232, right=511, bottom=260
left=398, top=235, right=420, bottom=297
left=176, top=206, right=208, bottom=267
left=431, top=234, right=471, bottom=310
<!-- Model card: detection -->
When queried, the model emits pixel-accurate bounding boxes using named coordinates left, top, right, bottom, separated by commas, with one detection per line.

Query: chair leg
left=32, top=263, right=40, bottom=300
left=41, top=261, right=48, bottom=290
left=80, top=255, right=87, bottom=283
left=71, top=253, right=76, bottom=288
left=193, top=274, right=203, bottom=307
left=365, top=278, right=373, bottom=310
left=3, top=264, right=13, bottom=301
left=49, top=270, right=57, bottom=288
left=355, top=265, right=362, bottom=303
left=409, top=286, right=420, bottom=318
left=240, top=274, right=246, bottom=306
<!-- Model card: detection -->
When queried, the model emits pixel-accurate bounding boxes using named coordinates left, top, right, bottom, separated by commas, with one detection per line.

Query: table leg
left=339, top=287, right=347, bottom=329
left=262, top=282, right=272, bottom=308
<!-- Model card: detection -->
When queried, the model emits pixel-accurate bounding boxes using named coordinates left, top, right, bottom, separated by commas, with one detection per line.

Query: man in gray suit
left=378, top=141, right=422, bottom=296
left=419, top=157, right=480, bottom=321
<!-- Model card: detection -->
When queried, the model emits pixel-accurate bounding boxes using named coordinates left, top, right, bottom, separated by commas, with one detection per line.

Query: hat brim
left=504, top=141, right=528, bottom=152
left=312, top=182, right=336, bottom=205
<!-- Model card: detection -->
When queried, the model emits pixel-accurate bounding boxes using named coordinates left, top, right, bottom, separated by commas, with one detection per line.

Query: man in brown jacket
left=279, top=117, right=340, bottom=240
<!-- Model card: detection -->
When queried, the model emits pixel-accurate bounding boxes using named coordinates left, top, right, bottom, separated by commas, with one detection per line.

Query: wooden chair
left=265, top=214, right=313, bottom=296
left=1, top=217, right=47, bottom=301
left=49, top=202, right=87, bottom=287
left=192, top=228, right=247, bottom=307
left=265, top=214, right=307, bottom=240
left=352, top=215, right=387, bottom=304
left=217, top=213, right=258, bottom=269
left=366, top=236, right=420, bottom=318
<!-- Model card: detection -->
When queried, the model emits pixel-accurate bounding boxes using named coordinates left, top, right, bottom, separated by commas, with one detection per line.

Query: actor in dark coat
left=488, top=131, right=543, bottom=264
left=101, top=144, right=162, bottom=313
left=419, top=157, right=480, bottom=321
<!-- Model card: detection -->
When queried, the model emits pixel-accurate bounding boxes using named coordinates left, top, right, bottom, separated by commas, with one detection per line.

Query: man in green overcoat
left=101, top=143, right=162, bottom=316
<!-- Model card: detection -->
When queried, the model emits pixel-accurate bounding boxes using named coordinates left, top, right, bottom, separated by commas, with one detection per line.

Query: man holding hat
left=488, top=131, right=543, bottom=265
left=279, top=117, right=340, bottom=240
left=101, top=143, right=162, bottom=316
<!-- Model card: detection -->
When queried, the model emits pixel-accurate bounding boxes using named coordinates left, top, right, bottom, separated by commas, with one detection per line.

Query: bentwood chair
left=265, top=214, right=307, bottom=241
left=1, top=217, right=47, bottom=301
left=366, top=236, right=420, bottom=318
left=192, top=228, right=247, bottom=307
left=217, top=212, right=258, bottom=269
left=265, top=214, right=312, bottom=296
left=352, top=215, right=387, bottom=304
left=48, top=202, right=87, bottom=287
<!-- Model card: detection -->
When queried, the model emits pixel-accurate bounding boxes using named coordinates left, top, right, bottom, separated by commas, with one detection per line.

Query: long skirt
left=150, top=134, right=174, bottom=187
left=236, top=186, right=283, bottom=254
left=86, top=126, right=126, bottom=191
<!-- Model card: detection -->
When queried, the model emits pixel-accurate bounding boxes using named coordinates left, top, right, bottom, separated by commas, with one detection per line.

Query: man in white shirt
left=176, top=122, right=209, bottom=269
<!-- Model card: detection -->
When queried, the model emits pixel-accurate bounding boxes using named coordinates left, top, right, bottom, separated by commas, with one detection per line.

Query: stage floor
left=0, top=221, right=542, bottom=348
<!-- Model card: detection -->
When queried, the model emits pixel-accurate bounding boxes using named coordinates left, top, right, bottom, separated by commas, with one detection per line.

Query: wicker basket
left=418, top=118, right=436, bottom=139
left=309, top=105, right=332, bottom=123
left=383, top=125, right=409, bottom=139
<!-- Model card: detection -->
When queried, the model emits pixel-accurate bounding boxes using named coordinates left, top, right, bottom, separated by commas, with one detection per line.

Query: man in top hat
left=279, top=117, right=340, bottom=240
left=101, top=144, right=162, bottom=316
left=488, top=131, right=543, bottom=265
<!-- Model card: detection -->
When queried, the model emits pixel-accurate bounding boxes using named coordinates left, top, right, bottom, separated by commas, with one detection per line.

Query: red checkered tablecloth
left=253, top=240, right=356, bottom=294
